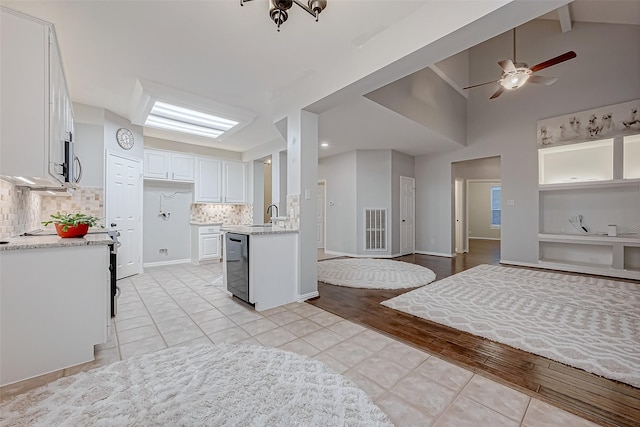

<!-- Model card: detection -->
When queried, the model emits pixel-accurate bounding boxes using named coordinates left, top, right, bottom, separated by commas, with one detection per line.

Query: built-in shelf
left=537, top=259, right=640, bottom=280
left=538, top=233, right=640, bottom=245
left=539, top=178, right=640, bottom=191
left=538, top=135, right=640, bottom=280
left=623, top=134, right=640, bottom=179
left=538, top=139, right=613, bottom=185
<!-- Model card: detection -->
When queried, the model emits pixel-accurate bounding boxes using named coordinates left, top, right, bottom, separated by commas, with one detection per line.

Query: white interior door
left=107, top=153, right=142, bottom=279
left=317, top=183, right=325, bottom=249
left=400, top=176, right=415, bottom=255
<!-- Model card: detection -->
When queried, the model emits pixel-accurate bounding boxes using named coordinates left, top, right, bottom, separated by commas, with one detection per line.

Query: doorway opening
left=452, top=156, right=501, bottom=260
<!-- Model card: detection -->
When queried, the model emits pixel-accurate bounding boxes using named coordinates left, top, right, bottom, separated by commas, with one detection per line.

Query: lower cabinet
left=0, top=244, right=109, bottom=386
left=191, top=225, right=222, bottom=263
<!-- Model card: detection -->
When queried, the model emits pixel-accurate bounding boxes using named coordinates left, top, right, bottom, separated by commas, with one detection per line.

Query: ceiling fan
left=463, top=28, right=577, bottom=99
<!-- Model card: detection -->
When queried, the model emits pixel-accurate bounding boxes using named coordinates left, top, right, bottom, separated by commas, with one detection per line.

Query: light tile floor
left=1, top=262, right=601, bottom=426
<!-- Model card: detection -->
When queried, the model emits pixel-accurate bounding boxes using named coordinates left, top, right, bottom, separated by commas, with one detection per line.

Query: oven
left=107, top=230, right=121, bottom=317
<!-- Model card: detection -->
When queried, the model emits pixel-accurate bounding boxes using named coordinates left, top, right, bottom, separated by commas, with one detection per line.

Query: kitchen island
left=0, top=233, right=111, bottom=386
left=221, top=225, right=298, bottom=311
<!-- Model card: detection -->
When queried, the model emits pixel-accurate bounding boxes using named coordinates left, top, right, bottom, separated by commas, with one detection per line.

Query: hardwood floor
left=309, top=240, right=640, bottom=427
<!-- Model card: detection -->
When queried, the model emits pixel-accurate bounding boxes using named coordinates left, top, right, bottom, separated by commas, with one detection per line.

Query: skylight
left=144, top=101, right=239, bottom=139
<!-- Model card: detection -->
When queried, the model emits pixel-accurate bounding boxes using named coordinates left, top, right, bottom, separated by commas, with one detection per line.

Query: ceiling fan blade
left=463, top=80, right=499, bottom=90
left=490, top=86, right=505, bottom=99
left=528, top=75, right=559, bottom=86
left=530, top=51, right=577, bottom=73
left=498, top=59, right=516, bottom=73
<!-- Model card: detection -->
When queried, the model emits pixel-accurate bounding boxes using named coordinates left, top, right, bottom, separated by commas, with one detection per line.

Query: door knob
left=111, top=223, right=117, bottom=227
left=402, top=219, right=406, bottom=222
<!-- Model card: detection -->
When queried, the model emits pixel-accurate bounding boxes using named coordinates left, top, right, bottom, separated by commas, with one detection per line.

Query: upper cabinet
left=194, top=158, right=247, bottom=204
left=223, top=161, right=247, bottom=203
left=143, top=149, right=194, bottom=182
left=145, top=149, right=247, bottom=204
left=195, top=157, right=222, bottom=203
left=0, top=8, right=75, bottom=188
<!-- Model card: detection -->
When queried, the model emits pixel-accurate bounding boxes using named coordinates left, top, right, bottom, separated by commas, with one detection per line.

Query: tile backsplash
left=0, top=181, right=104, bottom=239
left=191, top=203, right=253, bottom=225
left=40, top=187, right=105, bottom=231
left=0, top=180, right=40, bottom=238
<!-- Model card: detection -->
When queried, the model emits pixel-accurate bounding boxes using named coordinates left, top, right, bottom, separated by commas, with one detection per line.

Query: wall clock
left=116, top=128, right=135, bottom=150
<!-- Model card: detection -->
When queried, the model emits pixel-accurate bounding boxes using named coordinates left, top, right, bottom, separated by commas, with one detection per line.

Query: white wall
left=415, top=20, right=640, bottom=263
left=468, top=181, right=501, bottom=239
left=145, top=136, right=242, bottom=160
left=391, top=151, right=415, bottom=254
left=318, top=151, right=357, bottom=255
left=143, top=181, right=193, bottom=264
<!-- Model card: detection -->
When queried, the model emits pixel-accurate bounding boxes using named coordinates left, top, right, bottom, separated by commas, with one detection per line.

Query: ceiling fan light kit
left=241, top=0, right=327, bottom=31
left=464, top=28, right=577, bottom=99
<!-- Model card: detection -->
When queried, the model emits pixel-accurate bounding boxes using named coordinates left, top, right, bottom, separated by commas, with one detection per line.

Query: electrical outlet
left=159, top=248, right=168, bottom=255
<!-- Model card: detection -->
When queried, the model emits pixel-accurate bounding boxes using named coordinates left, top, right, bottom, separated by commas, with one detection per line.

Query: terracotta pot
left=54, top=222, right=89, bottom=238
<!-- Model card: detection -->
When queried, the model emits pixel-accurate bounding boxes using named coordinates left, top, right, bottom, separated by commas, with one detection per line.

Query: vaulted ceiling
left=3, top=1, right=638, bottom=159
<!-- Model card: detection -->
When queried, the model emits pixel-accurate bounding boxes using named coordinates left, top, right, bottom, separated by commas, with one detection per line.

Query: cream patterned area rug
left=381, top=264, right=640, bottom=388
left=0, top=344, right=392, bottom=427
left=317, top=258, right=436, bottom=289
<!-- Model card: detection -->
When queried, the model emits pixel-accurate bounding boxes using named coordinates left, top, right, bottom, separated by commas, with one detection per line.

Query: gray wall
left=143, top=181, right=193, bottom=264
left=356, top=150, right=392, bottom=255
left=365, top=67, right=467, bottom=145
left=319, top=149, right=413, bottom=256
left=391, top=151, right=415, bottom=254
left=74, top=122, right=104, bottom=188
left=104, top=110, right=143, bottom=159
left=318, top=151, right=357, bottom=255
left=415, top=20, right=640, bottom=261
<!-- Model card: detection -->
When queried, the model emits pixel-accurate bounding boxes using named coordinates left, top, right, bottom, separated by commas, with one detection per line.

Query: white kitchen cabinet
left=191, top=225, right=222, bottom=263
left=223, top=161, right=247, bottom=203
left=0, top=244, right=109, bottom=386
left=143, top=149, right=194, bottom=182
left=194, top=158, right=247, bottom=204
left=195, top=157, right=222, bottom=203
left=0, top=7, right=74, bottom=188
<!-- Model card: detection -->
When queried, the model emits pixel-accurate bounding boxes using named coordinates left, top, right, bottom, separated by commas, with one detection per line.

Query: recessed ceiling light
left=320, top=142, right=329, bottom=148
left=144, top=101, right=239, bottom=139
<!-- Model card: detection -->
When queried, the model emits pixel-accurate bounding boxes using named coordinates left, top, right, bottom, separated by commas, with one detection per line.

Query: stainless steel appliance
left=225, top=233, right=251, bottom=305
left=107, top=230, right=121, bottom=317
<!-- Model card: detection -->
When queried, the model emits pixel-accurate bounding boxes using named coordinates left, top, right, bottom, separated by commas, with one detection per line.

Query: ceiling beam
left=557, top=4, right=572, bottom=33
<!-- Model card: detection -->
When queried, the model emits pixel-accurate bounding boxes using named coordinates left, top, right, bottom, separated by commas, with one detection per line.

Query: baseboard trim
left=298, top=291, right=319, bottom=302
left=499, top=260, right=539, bottom=268
left=143, top=258, right=192, bottom=268
left=322, top=250, right=399, bottom=259
left=469, top=237, right=501, bottom=241
left=414, top=250, right=455, bottom=258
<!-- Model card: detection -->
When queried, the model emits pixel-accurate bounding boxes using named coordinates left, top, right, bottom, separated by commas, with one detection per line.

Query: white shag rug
left=0, top=344, right=392, bottom=427
left=381, top=264, right=640, bottom=388
left=317, top=258, right=436, bottom=289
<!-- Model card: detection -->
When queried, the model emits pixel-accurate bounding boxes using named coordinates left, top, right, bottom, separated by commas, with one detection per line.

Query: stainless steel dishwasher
left=225, top=233, right=251, bottom=305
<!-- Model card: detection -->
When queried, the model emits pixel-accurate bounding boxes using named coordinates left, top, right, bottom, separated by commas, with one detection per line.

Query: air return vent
left=364, top=208, right=387, bottom=251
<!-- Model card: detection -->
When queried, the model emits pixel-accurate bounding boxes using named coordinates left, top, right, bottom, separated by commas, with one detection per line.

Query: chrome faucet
left=266, top=204, right=278, bottom=220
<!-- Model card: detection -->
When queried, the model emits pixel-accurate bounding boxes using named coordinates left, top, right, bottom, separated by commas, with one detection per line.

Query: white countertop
left=190, top=222, right=223, bottom=226
left=0, top=232, right=113, bottom=251
left=221, top=225, right=298, bottom=235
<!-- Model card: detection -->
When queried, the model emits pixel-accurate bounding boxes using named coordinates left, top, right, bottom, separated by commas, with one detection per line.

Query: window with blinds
left=364, top=208, right=387, bottom=251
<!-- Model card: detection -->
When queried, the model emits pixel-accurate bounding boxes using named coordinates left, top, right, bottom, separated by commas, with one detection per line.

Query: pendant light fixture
left=241, top=0, right=327, bottom=31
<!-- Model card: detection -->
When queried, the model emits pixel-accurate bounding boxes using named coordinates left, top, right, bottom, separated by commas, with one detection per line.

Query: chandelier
left=241, top=0, right=328, bottom=31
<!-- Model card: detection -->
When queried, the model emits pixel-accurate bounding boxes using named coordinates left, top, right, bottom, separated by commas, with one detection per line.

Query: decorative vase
left=54, top=222, right=89, bottom=238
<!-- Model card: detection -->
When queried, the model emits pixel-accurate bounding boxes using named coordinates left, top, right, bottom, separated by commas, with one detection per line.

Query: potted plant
left=42, top=212, right=103, bottom=238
